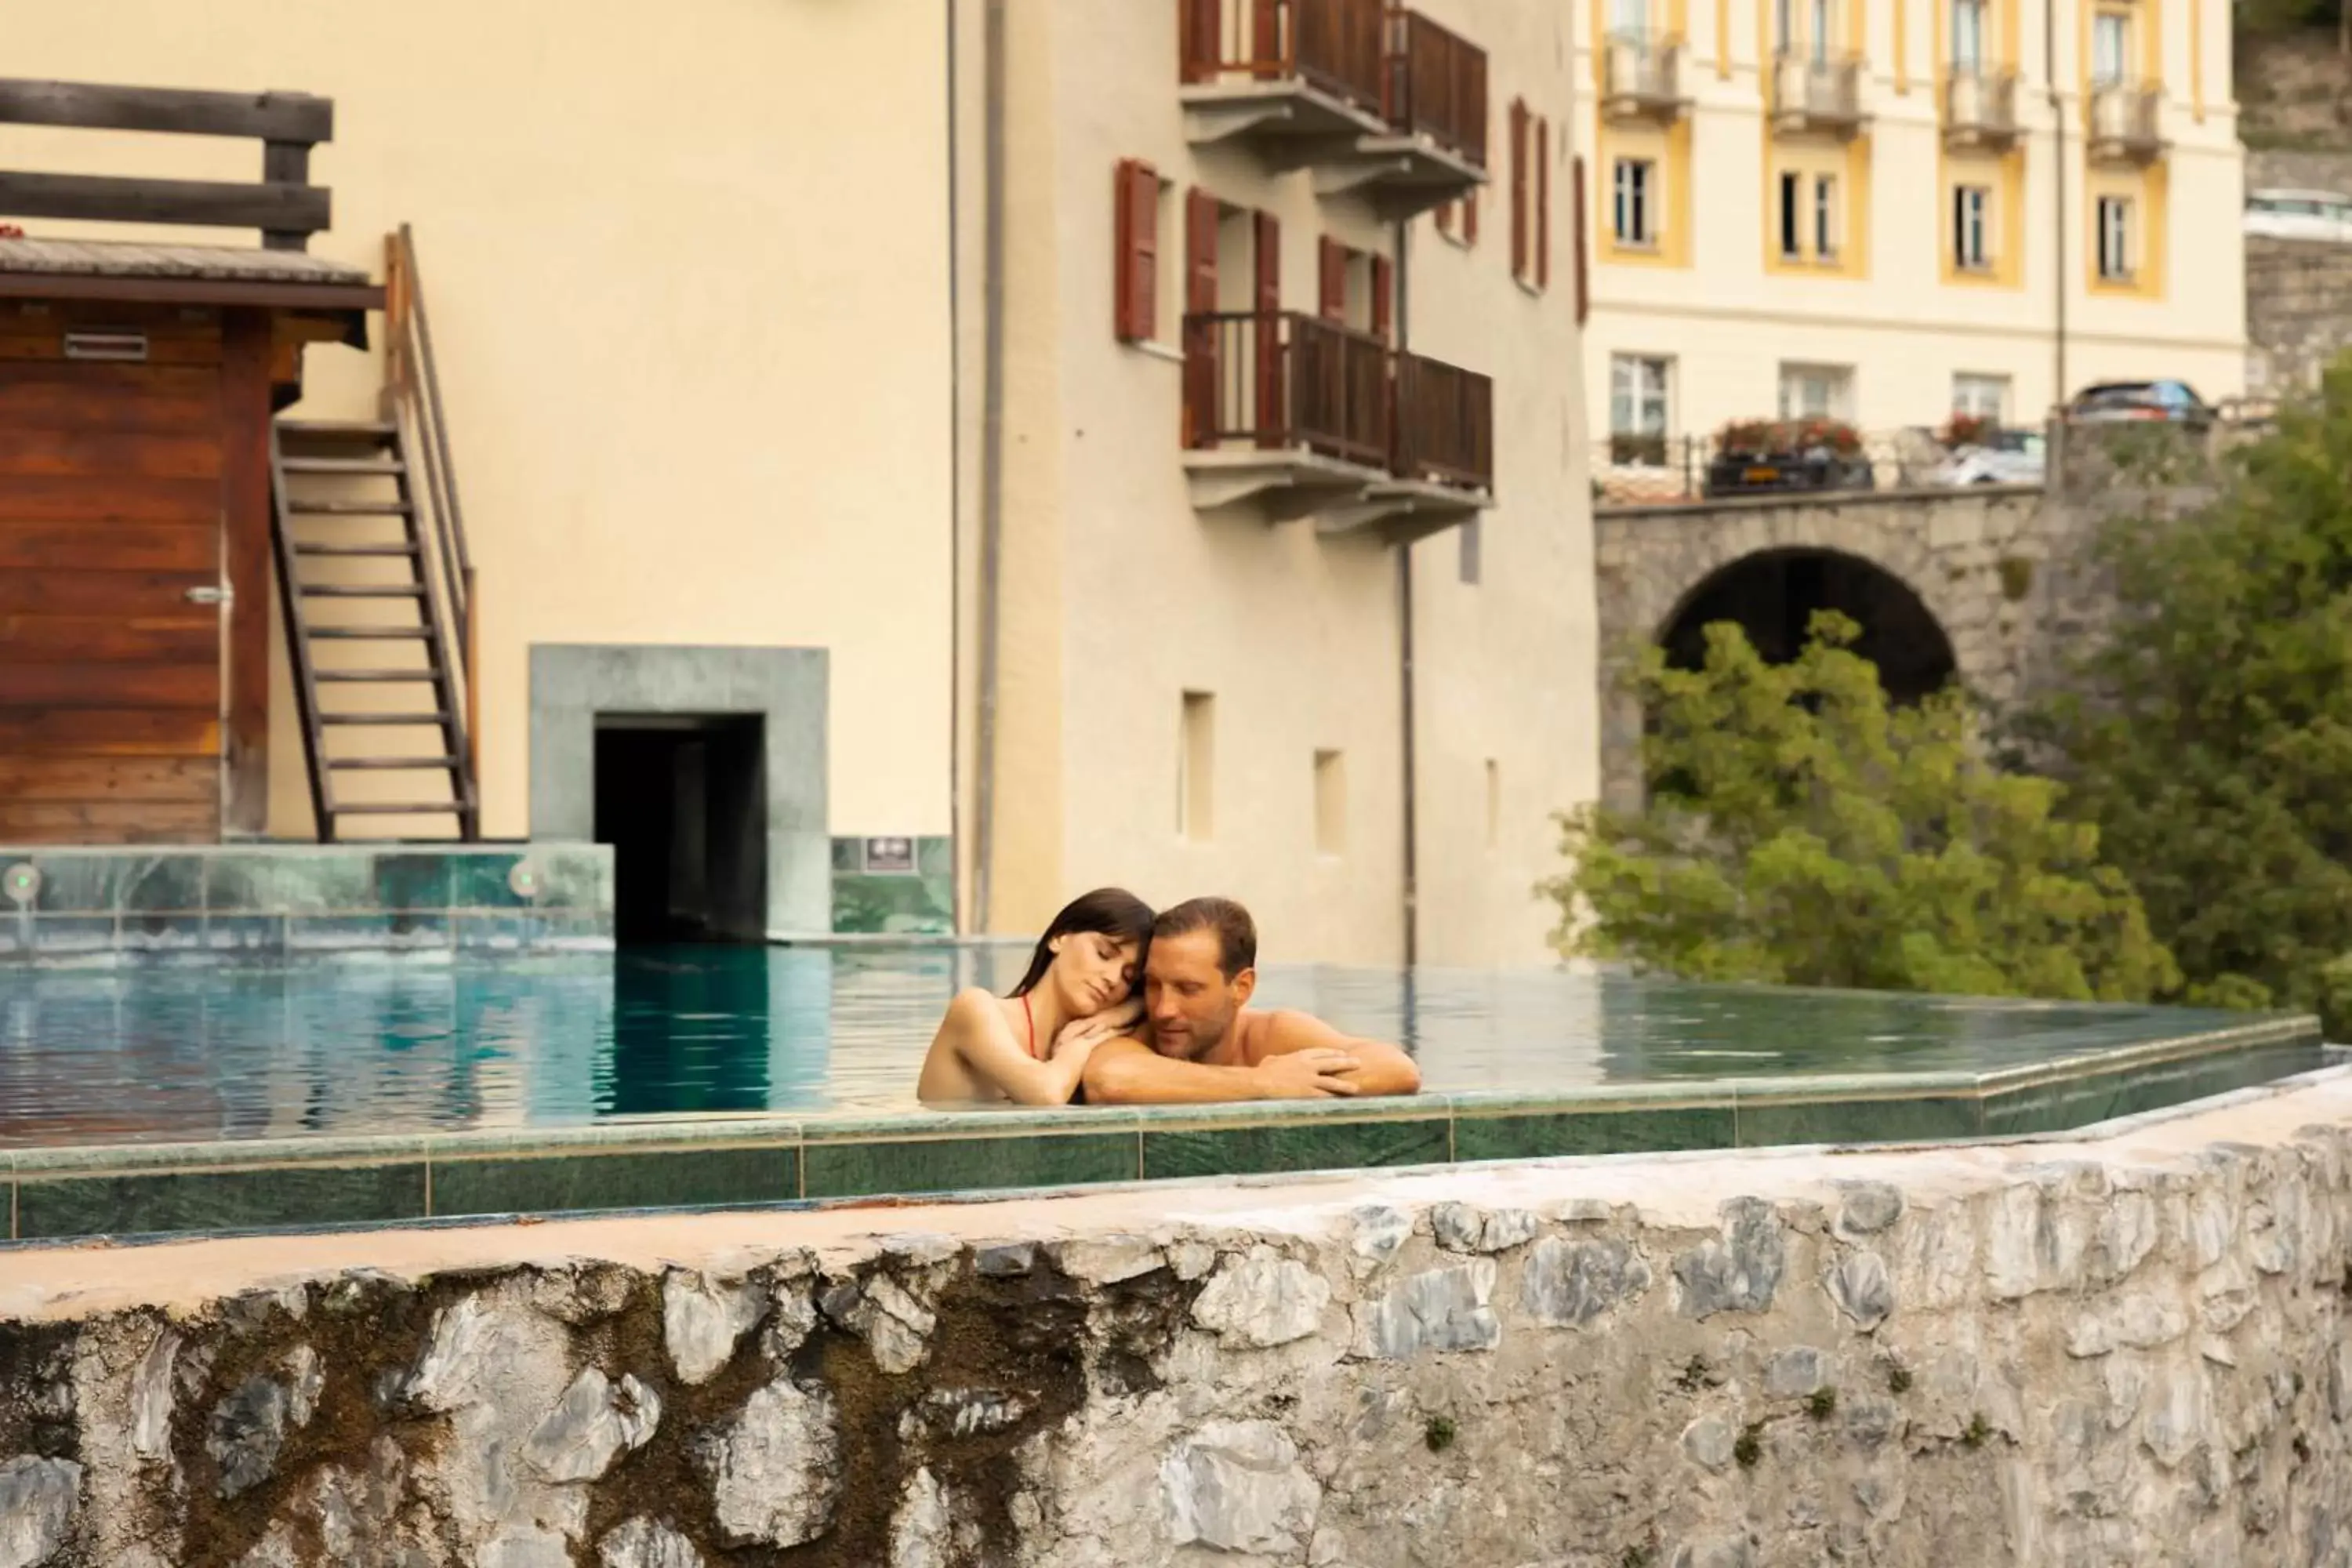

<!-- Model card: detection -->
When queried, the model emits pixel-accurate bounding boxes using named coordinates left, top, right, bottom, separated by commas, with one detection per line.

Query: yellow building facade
left=1581, top=0, right=2245, bottom=447
left=6, top=0, right=1592, bottom=964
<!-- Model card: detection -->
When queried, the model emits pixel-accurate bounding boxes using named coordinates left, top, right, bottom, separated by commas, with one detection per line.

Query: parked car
left=1929, top=426, right=2045, bottom=486
left=2067, top=379, right=2215, bottom=424
left=1701, top=418, right=1875, bottom=499
left=2245, top=187, right=2352, bottom=243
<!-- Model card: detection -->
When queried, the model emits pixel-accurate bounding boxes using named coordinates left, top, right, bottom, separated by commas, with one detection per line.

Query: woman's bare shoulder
left=942, top=989, right=1006, bottom=1029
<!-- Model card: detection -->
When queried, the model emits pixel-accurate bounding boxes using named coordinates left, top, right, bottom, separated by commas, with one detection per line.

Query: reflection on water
left=0, top=944, right=2259, bottom=1148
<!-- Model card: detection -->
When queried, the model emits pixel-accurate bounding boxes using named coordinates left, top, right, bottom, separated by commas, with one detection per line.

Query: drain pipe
left=1393, top=215, right=1419, bottom=970
left=945, top=0, right=964, bottom=935
left=971, top=0, right=1008, bottom=934
left=2047, top=0, right=2068, bottom=412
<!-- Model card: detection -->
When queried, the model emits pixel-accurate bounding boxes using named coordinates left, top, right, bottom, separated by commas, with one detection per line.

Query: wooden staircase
left=270, top=226, right=481, bottom=842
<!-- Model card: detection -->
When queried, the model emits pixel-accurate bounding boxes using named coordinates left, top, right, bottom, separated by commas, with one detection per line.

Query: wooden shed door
left=0, top=323, right=227, bottom=844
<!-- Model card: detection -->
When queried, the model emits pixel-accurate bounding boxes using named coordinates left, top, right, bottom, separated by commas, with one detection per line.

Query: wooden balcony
left=1321, top=8, right=1489, bottom=217
left=1179, top=0, right=1393, bottom=151
left=1182, top=310, right=1396, bottom=514
left=1323, top=348, right=1494, bottom=543
left=2088, top=81, right=2164, bottom=163
left=1182, top=311, right=1492, bottom=539
left=1179, top=1, right=1486, bottom=217
left=1769, top=53, right=1866, bottom=138
left=1602, top=32, right=1688, bottom=123
left=1943, top=67, right=2020, bottom=151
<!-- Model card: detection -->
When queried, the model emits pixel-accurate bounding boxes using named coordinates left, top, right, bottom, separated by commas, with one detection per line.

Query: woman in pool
left=916, top=887, right=1153, bottom=1105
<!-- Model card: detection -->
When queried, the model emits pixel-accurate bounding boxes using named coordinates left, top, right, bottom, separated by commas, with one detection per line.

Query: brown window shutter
left=1370, top=253, right=1393, bottom=340
left=1186, top=188, right=1221, bottom=318
left=1318, top=237, right=1348, bottom=322
left=1113, top=158, right=1159, bottom=341
left=1572, top=154, right=1589, bottom=325
left=1436, top=201, right=1455, bottom=237
left=1179, top=0, right=1220, bottom=85
left=1535, top=117, right=1551, bottom=290
left=1465, top=190, right=1480, bottom=245
left=1251, top=0, right=1280, bottom=67
left=1509, top=100, right=1529, bottom=281
left=1253, top=211, right=1283, bottom=449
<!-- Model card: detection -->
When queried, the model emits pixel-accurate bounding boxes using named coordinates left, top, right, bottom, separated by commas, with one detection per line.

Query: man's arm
left=1080, top=1037, right=1364, bottom=1105
left=1255, top=1011, right=1423, bottom=1097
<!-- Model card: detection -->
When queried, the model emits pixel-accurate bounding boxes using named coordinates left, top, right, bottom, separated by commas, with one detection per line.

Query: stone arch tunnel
left=1592, top=485, right=2068, bottom=808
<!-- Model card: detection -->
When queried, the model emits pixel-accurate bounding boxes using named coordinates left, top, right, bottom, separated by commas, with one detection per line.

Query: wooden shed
left=0, top=79, right=412, bottom=844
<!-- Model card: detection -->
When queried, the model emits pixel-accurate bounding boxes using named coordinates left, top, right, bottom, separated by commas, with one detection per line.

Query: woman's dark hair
left=1009, top=887, right=1155, bottom=1000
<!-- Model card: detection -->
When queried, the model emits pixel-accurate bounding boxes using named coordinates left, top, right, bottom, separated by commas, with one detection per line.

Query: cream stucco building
left=1579, top=0, right=2246, bottom=458
left=6, top=0, right=1593, bottom=964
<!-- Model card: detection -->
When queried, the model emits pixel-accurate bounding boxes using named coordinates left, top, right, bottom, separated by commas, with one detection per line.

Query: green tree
left=2030, top=368, right=2352, bottom=1033
left=1547, top=615, right=2177, bottom=1001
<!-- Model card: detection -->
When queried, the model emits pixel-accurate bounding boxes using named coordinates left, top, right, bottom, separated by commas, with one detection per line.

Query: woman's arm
left=927, top=989, right=1095, bottom=1107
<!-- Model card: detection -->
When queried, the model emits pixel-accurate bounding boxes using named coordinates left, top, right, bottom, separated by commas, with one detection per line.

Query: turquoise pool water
left=0, top=943, right=2297, bottom=1149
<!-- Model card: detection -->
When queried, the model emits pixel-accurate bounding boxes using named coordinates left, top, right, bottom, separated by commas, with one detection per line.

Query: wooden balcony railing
left=1185, top=313, right=1494, bottom=495
left=1179, top=0, right=1388, bottom=118
left=1393, top=350, right=1494, bottom=492
left=1186, top=310, right=1394, bottom=470
left=1383, top=9, right=1489, bottom=167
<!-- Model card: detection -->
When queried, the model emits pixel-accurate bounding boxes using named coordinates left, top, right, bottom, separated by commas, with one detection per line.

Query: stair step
left=295, top=543, right=420, bottom=557
left=328, top=757, right=463, bottom=771
left=321, top=712, right=450, bottom=725
left=331, top=805, right=472, bottom=818
left=278, top=419, right=397, bottom=439
left=281, top=457, right=407, bottom=476
left=299, top=585, right=426, bottom=599
left=287, top=499, right=415, bottom=517
left=306, top=627, right=433, bottom=641
left=314, top=669, right=441, bottom=682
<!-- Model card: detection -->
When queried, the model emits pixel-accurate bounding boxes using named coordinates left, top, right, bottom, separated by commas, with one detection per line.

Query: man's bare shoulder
left=1239, top=1008, right=1345, bottom=1061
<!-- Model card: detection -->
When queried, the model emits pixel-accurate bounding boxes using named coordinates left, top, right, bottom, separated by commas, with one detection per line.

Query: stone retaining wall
left=3, top=1073, right=2352, bottom=1566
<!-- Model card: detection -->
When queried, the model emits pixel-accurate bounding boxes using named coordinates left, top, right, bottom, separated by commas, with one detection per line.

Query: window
left=1458, top=518, right=1482, bottom=585
left=1951, top=0, right=1985, bottom=70
left=1778, top=168, right=1844, bottom=264
left=1774, top=0, right=1795, bottom=53
left=1809, top=0, right=1832, bottom=64
left=1777, top=362, right=1853, bottom=420
left=1813, top=175, right=1838, bottom=259
left=1952, top=374, right=2009, bottom=419
left=1179, top=691, right=1215, bottom=840
left=2092, top=10, right=2129, bottom=86
left=1610, top=354, right=1672, bottom=463
left=1953, top=185, right=1991, bottom=270
left=2097, top=195, right=2134, bottom=280
left=1313, top=750, right=1347, bottom=856
left=1779, top=171, right=1802, bottom=258
left=1511, top=100, right=1530, bottom=281
left=1610, top=0, right=1646, bottom=35
left=1613, top=158, right=1657, bottom=247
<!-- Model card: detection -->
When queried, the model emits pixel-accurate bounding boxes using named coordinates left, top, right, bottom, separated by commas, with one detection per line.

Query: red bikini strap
left=1022, top=992, right=1039, bottom=1059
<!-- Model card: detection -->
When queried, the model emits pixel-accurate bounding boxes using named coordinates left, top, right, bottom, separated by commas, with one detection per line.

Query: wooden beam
left=0, top=171, right=328, bottom=235
left=0, top=273, right=382, bottom=313
left=0, top=79, right=331, bottom=143
left=221, top=307, right=270, bottom=835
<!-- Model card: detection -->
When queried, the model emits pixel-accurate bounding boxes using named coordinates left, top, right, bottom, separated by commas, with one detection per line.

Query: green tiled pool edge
left=2, top=1014, right=2322, bottom=1243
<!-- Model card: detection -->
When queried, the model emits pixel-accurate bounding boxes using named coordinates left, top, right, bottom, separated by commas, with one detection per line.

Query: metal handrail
left=383, top=223, right=477, bottom=782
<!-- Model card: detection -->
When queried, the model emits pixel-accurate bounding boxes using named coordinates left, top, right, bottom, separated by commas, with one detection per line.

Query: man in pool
left=1080, top=897, right=1422, bottom=1103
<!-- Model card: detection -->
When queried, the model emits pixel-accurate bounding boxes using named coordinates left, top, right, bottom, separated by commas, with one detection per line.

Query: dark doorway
left=593, top=716, right=767, bottom=944
left=1659, top=549, right=1958, bottom=703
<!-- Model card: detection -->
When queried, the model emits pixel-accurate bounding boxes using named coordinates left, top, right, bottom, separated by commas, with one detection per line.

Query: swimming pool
left=0, top=944, right=2321, bottom=1241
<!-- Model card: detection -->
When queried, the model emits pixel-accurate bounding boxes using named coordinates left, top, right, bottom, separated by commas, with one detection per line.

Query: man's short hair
left=1152, top=897, right=1257, bottom=979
